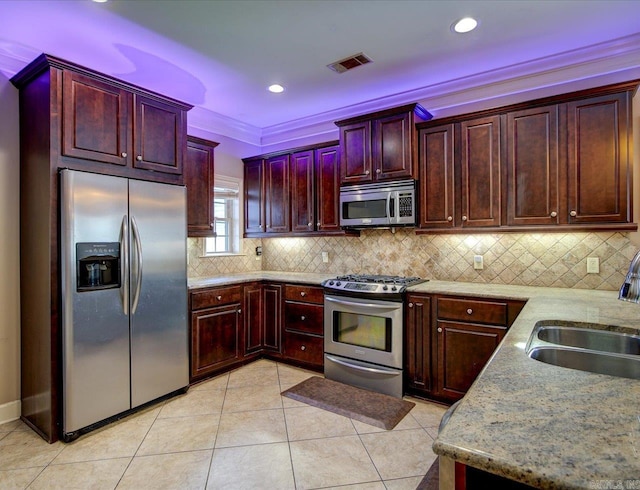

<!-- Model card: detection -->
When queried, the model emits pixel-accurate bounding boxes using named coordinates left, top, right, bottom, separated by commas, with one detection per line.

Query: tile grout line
left=276, top=361, right=299, bottom=490
left=204, top=372, right=230, bottom=489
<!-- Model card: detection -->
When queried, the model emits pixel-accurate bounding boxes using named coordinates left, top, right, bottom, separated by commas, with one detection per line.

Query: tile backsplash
left=189, top=231, right=638, bottom=291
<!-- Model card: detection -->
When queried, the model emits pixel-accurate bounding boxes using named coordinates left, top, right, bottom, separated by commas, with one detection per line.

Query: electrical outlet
left=322, top=252, right=329, bottom=263
left=587, top=257, right=600, bottom=274
left=473, top=255, right=484, bottom=270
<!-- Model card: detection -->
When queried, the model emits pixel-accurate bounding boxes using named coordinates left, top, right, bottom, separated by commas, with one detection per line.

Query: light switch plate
left=322, top=252, right=329, bottom=263
left=587, top=257, right=599, bottom=274
left=473, top=255, right=484, bottom=270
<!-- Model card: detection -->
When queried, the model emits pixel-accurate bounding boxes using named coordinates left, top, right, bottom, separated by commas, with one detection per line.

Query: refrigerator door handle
left=119, top=215, right=129, bottom=315
left=131, top=216, right=143, bottom=315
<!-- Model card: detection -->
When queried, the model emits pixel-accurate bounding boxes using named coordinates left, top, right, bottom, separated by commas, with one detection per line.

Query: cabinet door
left=133, top=95, right=185, bottom=175
left=373, top=111, right=414, bottom=180
left=185, top=137, right=217, bottom=237
left=62, top=71, right=131, bottom=166
left=460, top=115, right=501, bottom=228
left=191, top=304, right=241, bottom=379
left=506, top=106, right=559, bottom=226
left=437, top=321, right=505, bottom=401
left=290, top=150, right=315, bottom=232
left=244, top=283, right=263, bottom=355
left=567, top=92, right=631, bottom=224
left=244, top=158, right=264, bottom=234
left=265, top=154, right=290, bottom=233
left=405, top=294, right=433, bottom=395
left=340, top=120, right=372, bottom=184
left=263, top=283, right=282, bottom=352
left=316, top=145, right=341, bottom=231
left=283, top=331, right=324, bottom=368
left=418, top=124, right=456, bottom=229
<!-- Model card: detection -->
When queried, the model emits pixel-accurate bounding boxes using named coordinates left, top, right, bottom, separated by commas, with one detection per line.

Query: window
left=204, top=176, right=241, bottom=255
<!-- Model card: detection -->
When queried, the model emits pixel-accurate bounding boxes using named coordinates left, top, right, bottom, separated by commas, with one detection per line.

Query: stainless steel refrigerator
left=60, top=169, right=188, bottom=441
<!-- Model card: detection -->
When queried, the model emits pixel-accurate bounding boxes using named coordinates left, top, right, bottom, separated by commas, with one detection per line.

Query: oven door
left=324, top=294, right=403, bottom=369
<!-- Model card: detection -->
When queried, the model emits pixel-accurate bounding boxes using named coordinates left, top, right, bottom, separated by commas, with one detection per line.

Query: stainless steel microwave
left=339, top=180, right=417, bottom=228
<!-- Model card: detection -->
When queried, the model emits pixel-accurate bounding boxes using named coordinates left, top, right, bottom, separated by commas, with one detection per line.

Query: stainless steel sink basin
left=536, top=325, right=640, bottom=355
left=526, top=322, right=640, bottom=380
left=528, top=346, right=640, bottom=380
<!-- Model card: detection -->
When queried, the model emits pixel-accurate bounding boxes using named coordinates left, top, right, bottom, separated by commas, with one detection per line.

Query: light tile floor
left=0, top=359, right=447, bottom=489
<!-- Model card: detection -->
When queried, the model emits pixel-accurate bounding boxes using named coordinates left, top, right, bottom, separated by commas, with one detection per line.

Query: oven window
left=342, top=199, right=388, bottom=219
left=332, top=311, right=392, bottom=352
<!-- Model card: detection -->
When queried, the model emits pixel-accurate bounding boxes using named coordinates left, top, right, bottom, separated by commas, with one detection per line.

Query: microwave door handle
left=386, top=192, right=393, bottom=225
left=325, top=296, right=400, bottom=311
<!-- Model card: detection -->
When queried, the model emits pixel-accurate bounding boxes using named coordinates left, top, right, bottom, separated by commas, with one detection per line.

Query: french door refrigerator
left=60, top=169, right=188, bottom=441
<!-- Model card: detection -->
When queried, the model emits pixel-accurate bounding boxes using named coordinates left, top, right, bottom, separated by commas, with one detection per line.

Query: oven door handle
left=325, top=355, right=401, bottom=376
left=325, top=296, right=401, bottom=310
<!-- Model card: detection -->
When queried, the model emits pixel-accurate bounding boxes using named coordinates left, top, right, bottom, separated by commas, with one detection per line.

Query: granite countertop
left=188, top=273, right=640, bottom=488
left=188, top=271, right=335, bottom=289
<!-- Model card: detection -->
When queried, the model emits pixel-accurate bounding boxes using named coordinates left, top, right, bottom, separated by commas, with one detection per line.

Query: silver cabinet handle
left=237, top=309, right=242, bottom=314
left=437, top=327, right=443, bottom=333
left=408, top=302, right=414, bottom=308
left=301, top=345, right=306, bottom=351
left=121, top=152, right=127, bottom=158
left=136, top=155, right=143, bottom=161
left=447, top=216, right=453, bottom=222
left=301, top=315, right=306, bottom=321
left=462, top=215, right=468, bottom=221
left=317, top=222, right=321, bottom=227
left=300, top=291, right=306, bottom=297
left=365, top=170, right=370, bottom=175
left=308, top=222, right=312, bottom=227
left=210, top=223, right=214, bottom=229
left=550, top=211, right=557, bottom=218
left=467, top=308, right=473, bottom=315
left=570, top=210, right=577, bottom=217
left=216, top=295, right=222, bottom=301
left=376, top=168, right=381, bottom=174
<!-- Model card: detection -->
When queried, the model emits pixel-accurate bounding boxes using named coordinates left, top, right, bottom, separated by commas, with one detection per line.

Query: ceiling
left=1, top=0, right=640, bottom=151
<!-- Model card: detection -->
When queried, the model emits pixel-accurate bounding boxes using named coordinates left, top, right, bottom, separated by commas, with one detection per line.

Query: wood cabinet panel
left=265, top=154, right=290, bottom=233
left=418, top=124, right=456, bottom=228
left=62, top=71, right=131, bottom=166
left=263, top=283, right=282, bottom=352
left=290, top=150, right=315, bottom=232
left=284, top=302, right=324, bottom=335
left=191, top=304, right=241, bottom=379
left=244, top=158, right=265, bottom=234
left=567, top=92, right=630, bottom=224
left=244, top=283, right=263, bottom=354
left=316, top=145, right=341, bottom=231
left=191, top=286, right=242, bottom=311
left=284, top=285, right=324, bottom=304
left=405, top=294, right=433, bottom=395
left=185, top=136, right=218, bottom=237
left=283, top=331, right=324, bottom=367
left=437, top=297, right=508, bottom=326
left=460, top=115, right=501, bottom=228
left=340, top=121, right=372, bottom=184
left=506, top=105, right=560, bottom=226
left=373, top=111, right=413, bottom=180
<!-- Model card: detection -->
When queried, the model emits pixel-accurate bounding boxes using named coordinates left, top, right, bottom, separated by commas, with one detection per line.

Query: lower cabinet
left=406, top=293, right=525, bottom=402
left=282, top=284, right=325, bottom=370
left=190, top=286, right=243, bottom=380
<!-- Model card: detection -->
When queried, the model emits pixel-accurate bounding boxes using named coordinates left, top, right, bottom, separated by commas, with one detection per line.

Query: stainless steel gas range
left=322, top=274, right=427, bottom=398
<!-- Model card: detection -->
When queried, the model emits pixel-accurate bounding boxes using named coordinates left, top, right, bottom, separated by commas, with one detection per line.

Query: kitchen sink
left=526, top=322, right=640, bottom=380
left=536, top=325, right=640, bottom=355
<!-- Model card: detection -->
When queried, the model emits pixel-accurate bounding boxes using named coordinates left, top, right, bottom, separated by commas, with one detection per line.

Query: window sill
left=199, top=252, right=247, bottom=258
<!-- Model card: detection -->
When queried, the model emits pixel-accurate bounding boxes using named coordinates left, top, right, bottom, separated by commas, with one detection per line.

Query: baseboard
left=0, top=399, right=21, bottom=425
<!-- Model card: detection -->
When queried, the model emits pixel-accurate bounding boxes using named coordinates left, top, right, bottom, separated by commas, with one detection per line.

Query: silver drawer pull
left=300, top=291, right=306, bottom=297
left=121, top=152, right=127, bottom=158
left=237, top=309, right=242, bottom=314
left=217, top=295, right=222, bottom=301
left=437, top=327, right=443, bottom=333
left=466, top=308, right=473, bottom=315
left=136, top=155, right=143, bottom=161
left=408, top=302, right=414, bottom=308
left=301, top=315, right=306, bottom=321
left=301, top=345, right=306, bottom=351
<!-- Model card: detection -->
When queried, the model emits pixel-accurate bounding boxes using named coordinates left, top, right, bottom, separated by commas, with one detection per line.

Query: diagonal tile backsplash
left=189, top=231, right=638, bottom=291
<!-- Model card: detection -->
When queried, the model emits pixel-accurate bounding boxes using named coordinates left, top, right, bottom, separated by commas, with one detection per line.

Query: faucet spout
left=619, top=250, right=640, bottom=303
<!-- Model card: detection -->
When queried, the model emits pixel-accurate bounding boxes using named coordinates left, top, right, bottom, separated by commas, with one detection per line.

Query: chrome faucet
left=619, top=250, right=640, bottom=303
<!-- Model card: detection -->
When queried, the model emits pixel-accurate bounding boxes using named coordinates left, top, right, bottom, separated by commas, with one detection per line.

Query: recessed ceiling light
left=268, top=84, right=285, bottom=94
left=92, top=0, right=109, bottom=3
left=453, top=17, right=478, bottom=33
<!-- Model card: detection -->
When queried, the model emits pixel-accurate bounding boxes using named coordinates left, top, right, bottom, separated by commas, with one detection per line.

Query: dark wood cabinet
left=418, top=81, right=637, bottom=234
left=506, top=105, right=560, bottom=226
left=405, top=294, right=433, bottom=395
left=282, top=284, right=324, bottom=369
left=567, top=92, right=631, bottom=224
left=315, top=144, right=341, bottom=231
left=290, top=150, right=315, bottom=232
left=190, top=286, right=243, bottom=380
left=243, top=282, right=281, bottom=355
left=263, top=283, right=282, bottom=352
left=336, top=104, right=431, bottom=185
left=185, top=136, right=218, bottom=237
left=405, top=293, right=524, bottom=403
left=243, top=141, right=349, bottom=237
left=265, top=154, right=290, bottom=233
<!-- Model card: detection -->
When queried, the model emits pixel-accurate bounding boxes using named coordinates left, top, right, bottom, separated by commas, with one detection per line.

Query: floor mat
left=281, top=376, right=415, bottom=430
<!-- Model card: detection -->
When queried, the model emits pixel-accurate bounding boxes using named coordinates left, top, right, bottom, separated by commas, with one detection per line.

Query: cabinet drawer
left=283, top=331, right=324, bottom=367
left=191, top=286, right=242, bottom=310
left=284, top=285, right=324, bottom=304
left=284, top=302, right=323, bottom=335
left=437, top=297, right=507, bottom=326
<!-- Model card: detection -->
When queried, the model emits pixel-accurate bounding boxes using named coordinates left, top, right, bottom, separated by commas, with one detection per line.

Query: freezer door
left=129, top=179, right=188, bottom=407
left=60, top=170, right=131, bottom=434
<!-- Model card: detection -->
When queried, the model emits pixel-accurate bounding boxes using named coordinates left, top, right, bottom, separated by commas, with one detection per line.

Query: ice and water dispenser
left=76, top=242, right=120, bottom=291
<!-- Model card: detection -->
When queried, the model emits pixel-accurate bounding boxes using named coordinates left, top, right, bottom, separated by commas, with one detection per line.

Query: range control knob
left=391, top=286, right=397, bottom=291
left=383, top=285, right=388, bottom=291
left=336, top=281, right=342, bottom=286
left=329, top=281, right=335, bottom=285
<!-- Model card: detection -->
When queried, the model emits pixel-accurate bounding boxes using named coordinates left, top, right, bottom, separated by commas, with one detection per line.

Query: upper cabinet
left=13, top=54, right=191, bottom=185
left=243, top=142, right=349, bottom=237
left=185, top=136, right=219, bottom=237
left=336, top=104, right=432, bottom=185
left=417, top=81, right=637, bottom=233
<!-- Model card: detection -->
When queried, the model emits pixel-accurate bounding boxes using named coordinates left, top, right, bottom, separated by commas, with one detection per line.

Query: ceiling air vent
left=327, top=52, right=372, bottom=74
